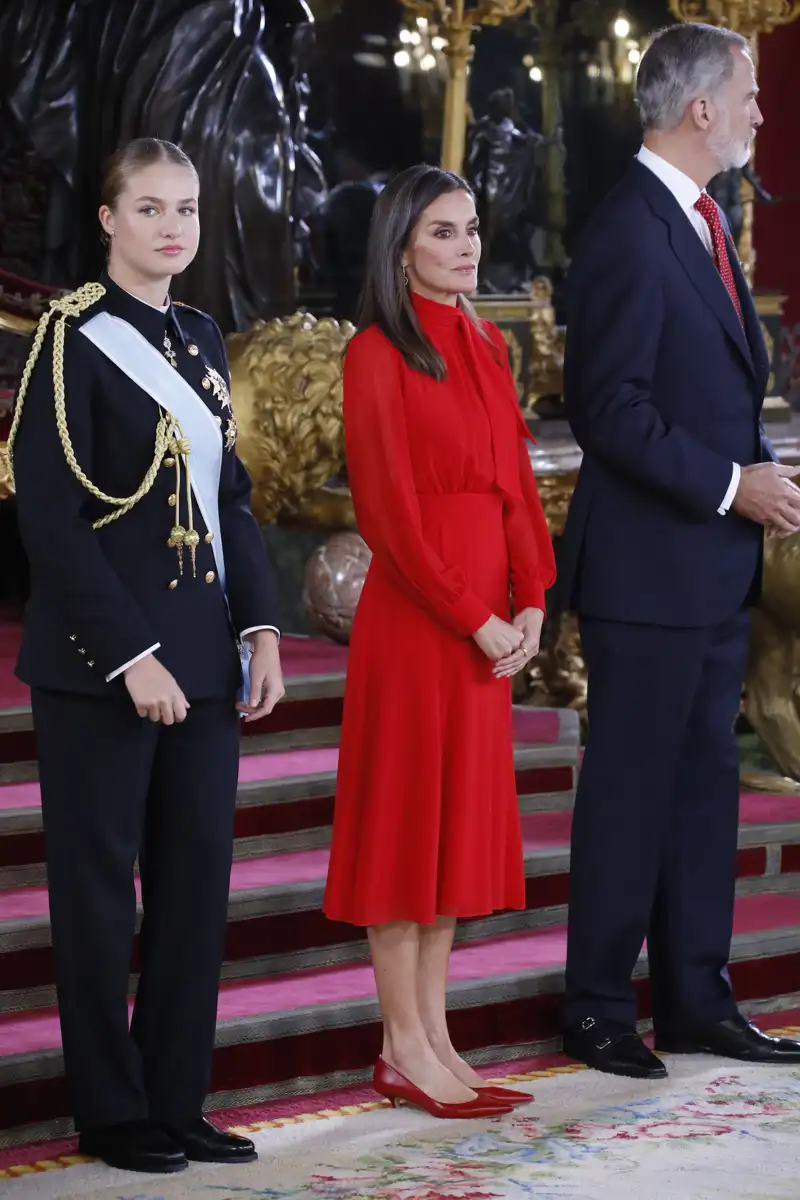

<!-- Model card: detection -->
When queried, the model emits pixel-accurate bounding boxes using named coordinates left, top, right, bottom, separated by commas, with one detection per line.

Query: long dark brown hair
left=356, top=164, right=484, bottom=381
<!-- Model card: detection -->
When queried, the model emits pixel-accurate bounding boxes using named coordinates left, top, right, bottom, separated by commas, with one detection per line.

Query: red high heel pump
left=373, top=1057, right=513, bottom=1120
left=476, top=1085, right=534, bottom=1106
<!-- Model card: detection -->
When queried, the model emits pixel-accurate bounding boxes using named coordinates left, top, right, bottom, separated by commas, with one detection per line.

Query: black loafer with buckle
left=564, top=1017, right=668, bottom=1079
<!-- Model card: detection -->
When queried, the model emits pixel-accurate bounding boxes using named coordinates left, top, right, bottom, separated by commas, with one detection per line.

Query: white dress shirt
left=636, top=145, right=741, bottom=517
left=106, top=292, right=279, bottom=682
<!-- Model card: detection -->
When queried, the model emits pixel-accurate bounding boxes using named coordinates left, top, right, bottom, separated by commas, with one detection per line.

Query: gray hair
left=636, top=23, right=750, bottom=132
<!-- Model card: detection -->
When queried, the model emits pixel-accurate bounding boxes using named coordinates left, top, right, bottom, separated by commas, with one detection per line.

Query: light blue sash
left=79, top=312, right=227, bottom=586
left=78, top=312, right=251, bottom=700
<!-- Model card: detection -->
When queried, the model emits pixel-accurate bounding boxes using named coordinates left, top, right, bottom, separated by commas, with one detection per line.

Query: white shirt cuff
left=106, top=644, right=161, bottom=682
left=241, top=625, right=281, bottom=643
left=718, top=463, right=741, bottom=515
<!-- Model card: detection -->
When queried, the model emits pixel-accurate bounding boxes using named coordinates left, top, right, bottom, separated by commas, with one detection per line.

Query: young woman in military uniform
left=7, top=138, right=284, bottom=1173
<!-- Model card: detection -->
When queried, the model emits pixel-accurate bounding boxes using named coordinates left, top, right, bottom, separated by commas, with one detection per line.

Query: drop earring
left=402, top=264, right=409, bottom=287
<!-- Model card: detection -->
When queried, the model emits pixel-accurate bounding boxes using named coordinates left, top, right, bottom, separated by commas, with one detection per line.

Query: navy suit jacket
left=560, top=159, right=773, bottom=628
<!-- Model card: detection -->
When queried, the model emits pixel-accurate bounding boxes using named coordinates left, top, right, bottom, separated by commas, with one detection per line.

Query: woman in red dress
left=323, top=165, right=556, bottom=1118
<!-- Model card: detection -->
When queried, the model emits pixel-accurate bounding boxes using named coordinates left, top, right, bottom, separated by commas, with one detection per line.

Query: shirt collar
left=410, top=289, right=468, bottom=330
left=636, top=145, right=704, bottom=217
left=99, top=271, right=186, bottom=349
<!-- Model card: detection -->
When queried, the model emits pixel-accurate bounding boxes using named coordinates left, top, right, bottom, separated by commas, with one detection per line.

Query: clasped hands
left=473, top=608, right=545, bottom=679
left=124, top=630, right=285, bottom=724
left=732, top=462, right=800, bottom=539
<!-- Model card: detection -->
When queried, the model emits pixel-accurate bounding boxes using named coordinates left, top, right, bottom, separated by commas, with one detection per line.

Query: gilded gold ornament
left=528, top=276, right=565, bottom=408
left=0, top=442, right=11, bottom=500
left=668, top=0, right=800, bottom=36
left=227, top=311, right=356, bottom=524
left=743, top=529, right=800, bottom=787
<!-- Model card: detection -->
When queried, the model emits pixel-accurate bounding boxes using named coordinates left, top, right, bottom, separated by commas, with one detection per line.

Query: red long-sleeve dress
left=323, top=291, right=556, bottom=926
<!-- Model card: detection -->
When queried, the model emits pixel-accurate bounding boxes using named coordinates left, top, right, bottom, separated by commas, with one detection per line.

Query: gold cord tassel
left=183, top=457, right=199, bottom=578
left=165, top=424, right=196, bottom=576
left=6, top=281, right=171, bottom=528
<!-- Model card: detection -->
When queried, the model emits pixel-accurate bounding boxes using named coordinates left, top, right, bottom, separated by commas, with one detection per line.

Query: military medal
left=162, top=335, right=178, bottom=368
left=224, top=416, right=237, bottom=452
left=202, top=366, right=232, bottom=411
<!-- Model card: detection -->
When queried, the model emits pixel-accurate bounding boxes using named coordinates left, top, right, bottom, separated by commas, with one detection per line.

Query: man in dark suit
left=560, top=22, right=800, bottom=1077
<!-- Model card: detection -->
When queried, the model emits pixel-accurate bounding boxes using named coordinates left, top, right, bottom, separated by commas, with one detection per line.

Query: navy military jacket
left=12, top=272, right=279, bottom=699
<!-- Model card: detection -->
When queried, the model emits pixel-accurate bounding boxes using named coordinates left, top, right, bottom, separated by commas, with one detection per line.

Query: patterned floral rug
left=6, top=1045, right=800, bottom=1199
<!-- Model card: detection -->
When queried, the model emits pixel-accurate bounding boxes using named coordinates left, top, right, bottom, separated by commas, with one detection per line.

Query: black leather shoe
left=78, top=1120, right=188, bottom=1173
left=163, top=1117, right=258, bottom=1164
left=563, top=1017, right=668, bottom=1079
left=655, top=1013, right=800, bottom=1062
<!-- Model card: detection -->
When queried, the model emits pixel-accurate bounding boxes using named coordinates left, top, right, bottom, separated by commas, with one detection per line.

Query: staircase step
left=0, top=707, right=580, bottom=886
left=2, top=890, right=799, bottom=1145
left=1, top=615, right=797, bottom=1150
left=1, top=792, right=796, bottom=1014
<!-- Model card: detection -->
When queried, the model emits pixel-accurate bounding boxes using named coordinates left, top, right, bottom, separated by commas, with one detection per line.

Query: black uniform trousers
left=564, top=608, right=749, bottom=1032
left=32, top=687, right=240, bottom=1130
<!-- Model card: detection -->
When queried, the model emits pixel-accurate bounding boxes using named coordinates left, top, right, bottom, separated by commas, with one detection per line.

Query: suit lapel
left=666, top=204, right=756, bottom=377
left=726, top=234, right=770, bottom=394
left=630, top=162, right=756, bottom=378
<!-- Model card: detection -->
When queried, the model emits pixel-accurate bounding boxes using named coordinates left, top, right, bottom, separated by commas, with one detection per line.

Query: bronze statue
left=707, top=164, right=778, bottom=249
left=0, top=0, right=323, bottom=333
left=465, top=87, right=543, bottom=294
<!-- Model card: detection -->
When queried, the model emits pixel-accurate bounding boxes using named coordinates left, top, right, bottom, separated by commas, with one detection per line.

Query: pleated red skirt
left=323, top=491, right=526, bottom=926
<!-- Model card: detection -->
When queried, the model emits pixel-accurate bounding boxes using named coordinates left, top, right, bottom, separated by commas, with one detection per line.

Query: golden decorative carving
left=0, top=442, right=12, bottom=500
left=528, top=275, right=565, bottom=406
left=530, top=610, right=588, bottom=715
left=474, top=276, right=564, bottom=409
left=517, top=466, right=586, bottom=712
left=227, top=311, right=356, bottom=525
left=294, top=485, right=356, bottom=531
left=760, top=320, right=776, bottom=392
left=669, top=0, right=800, bottom=35
left=0, top=311, right=36, bottom=336
left=755, top=292, right=787, bottom=317
left=401, top=0, right=534, bottom=173
left=743, top=532, right=800, bottom=789
left=535, top=469, right=578, bottom=539
left=501, top=328, right=525, bottom=398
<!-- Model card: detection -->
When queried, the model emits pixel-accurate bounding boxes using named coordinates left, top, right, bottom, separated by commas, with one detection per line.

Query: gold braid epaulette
left=5, top=281, right=170, bottom=529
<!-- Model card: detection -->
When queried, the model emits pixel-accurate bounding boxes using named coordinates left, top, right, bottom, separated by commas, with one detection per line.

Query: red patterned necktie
left=694, top=192, right=744, bottom=327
